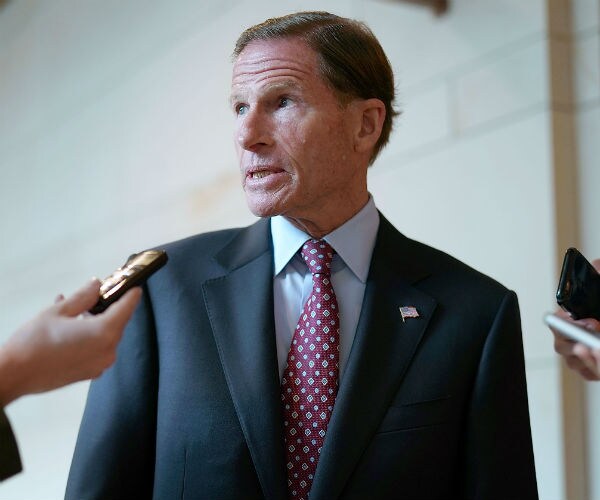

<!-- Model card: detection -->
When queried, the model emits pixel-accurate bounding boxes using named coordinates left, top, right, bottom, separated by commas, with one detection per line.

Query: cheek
left=278, top=115, right=348, bottom=169
left=307, top=124, right=347, bottom=163
left=276, top=120, right=308, bottom=161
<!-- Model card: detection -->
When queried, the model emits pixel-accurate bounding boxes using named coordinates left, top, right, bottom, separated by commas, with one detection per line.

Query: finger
left=572, top=343, right=600, bottom=375
left=578, top=366, right=600, bottom=381
left=553, top=332, right=576, bottom=355
left=57, top=279, right=102, bottom=317
left=99, top=287, right=142, bottom=331
left=563, top=353, right=600, bottom=380
left=555, top=308, right=572, bottom=320
left=576, top=318, right=600, bottom=331
left=592, top=259, right=600, bottom=272
left=565, top=355, right=586, bottom=372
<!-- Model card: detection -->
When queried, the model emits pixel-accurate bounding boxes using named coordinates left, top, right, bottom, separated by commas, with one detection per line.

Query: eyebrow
left=229, top=80, right=303, bottom=107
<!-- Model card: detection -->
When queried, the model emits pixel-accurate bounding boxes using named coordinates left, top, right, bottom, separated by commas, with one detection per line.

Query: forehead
left=231, top=38, right=325, bottom=93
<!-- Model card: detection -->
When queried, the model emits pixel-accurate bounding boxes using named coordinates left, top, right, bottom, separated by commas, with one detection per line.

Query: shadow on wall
left=0, top=0, right=10, bottom=10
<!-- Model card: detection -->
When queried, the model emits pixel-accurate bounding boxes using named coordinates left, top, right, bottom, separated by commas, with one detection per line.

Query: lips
left=245, top=166, right=285, bottom=180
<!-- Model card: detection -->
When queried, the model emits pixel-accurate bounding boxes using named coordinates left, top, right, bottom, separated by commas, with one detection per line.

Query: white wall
left=0, top=0, right=595, bottom=498
left=574, top=1, right=600, bottom=499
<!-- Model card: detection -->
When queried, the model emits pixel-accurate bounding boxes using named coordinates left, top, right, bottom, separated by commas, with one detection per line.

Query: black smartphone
left=556, top=247, right=600, bottom=320
left=89, top=249, right=168, bottom=314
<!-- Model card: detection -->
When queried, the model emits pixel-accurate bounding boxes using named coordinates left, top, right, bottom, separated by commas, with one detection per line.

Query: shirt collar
left=271, top=196, right=379, bottom=283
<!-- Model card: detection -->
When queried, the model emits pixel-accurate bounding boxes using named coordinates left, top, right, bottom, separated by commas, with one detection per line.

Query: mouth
left=250, top=170, right=271, bottom=179
left=246, top=167, right=285, bottom=180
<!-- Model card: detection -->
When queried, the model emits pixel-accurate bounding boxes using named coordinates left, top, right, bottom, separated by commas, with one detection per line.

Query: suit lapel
left=310, top=216, right=438, bottom=500
left=202, top=219, right=287, bottom=500
left=201, top=215, right=438, bottom=500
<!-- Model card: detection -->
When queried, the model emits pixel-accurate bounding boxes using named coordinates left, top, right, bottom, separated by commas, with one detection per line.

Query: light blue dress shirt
left=271, top=197, right=380, bottom=381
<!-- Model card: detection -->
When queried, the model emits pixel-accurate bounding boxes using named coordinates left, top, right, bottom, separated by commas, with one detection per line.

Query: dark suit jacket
left=0, top=409, right=22, bottom=481
left=66, top=215, right=537, bottom=499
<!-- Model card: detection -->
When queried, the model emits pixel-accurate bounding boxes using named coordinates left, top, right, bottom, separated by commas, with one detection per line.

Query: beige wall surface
left=575, top=1, right=600, bottom=499
left=0, top=1, right=597, bottom=499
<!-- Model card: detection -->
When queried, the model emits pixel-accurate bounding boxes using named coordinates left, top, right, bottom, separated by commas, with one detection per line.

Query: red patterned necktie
left=281, top=239, right=340, bottom=499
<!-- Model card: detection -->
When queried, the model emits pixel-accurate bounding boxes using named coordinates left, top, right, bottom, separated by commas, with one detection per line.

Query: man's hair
left=233, top=11, right=399, bottom=165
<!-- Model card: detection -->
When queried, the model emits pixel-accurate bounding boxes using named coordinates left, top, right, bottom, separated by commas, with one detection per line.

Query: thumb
left=100, top=287, right=142, bottom=331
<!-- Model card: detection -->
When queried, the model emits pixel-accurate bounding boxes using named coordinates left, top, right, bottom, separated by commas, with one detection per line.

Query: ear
left=352, top=98, right=386, bottom=155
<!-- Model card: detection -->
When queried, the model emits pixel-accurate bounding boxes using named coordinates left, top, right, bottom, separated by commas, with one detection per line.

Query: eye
left=278, top=97, right=291, bottom=108
left=235, top=103, right=249, bottom=116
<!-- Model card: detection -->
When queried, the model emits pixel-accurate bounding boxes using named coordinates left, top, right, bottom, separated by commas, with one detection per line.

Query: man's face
left=230, top=38, right=366, bottom=230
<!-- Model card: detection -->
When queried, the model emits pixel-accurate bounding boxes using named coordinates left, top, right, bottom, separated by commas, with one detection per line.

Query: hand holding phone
left=90, top=250, right=168, bottom=314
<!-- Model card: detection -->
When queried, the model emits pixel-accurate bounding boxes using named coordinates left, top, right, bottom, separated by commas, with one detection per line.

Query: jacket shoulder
left=377, top=214, right=511, bottom=303
left=159, top=227, right=245, bottom=258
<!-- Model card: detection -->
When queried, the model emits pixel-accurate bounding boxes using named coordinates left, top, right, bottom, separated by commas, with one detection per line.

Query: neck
left=284, top=193, right=370, bottom=239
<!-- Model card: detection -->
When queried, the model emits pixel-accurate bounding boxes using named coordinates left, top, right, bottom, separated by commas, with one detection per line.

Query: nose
left=236, top=107, right=272, bottom=151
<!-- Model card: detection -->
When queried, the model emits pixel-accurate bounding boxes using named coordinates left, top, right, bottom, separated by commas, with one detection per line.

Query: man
left=66, top=11, right=538, bottom=499
left=552, top=258, right=600, bottom=380
left=0, top=280, right=140, bottom=480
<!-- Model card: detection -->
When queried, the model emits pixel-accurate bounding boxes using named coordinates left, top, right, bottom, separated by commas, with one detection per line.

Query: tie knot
left=301, top=239, right=335, bottom=276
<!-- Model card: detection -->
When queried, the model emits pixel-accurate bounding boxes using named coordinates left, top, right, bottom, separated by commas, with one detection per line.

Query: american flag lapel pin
left=399, top=306, right=419, bottom=322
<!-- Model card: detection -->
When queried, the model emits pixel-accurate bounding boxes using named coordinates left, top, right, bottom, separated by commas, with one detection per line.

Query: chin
left=245, top=199, right=280, bottom=219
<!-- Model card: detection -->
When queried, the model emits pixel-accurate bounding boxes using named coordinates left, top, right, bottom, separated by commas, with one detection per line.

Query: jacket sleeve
left=65, top=289, right=159, bottom=500
left=0, top=408, right=22, bottom=481
left=461, top=290, right=538, bottom=499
